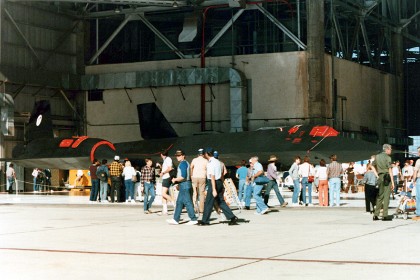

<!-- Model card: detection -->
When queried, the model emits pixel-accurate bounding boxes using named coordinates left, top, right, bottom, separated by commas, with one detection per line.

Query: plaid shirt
left=141, top=165, right=155, bottom=183
left=109, top=161, right=123, bottom=176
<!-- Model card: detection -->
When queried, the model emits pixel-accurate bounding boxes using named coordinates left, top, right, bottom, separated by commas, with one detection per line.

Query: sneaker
left=125, top=200, right=129, bottom=203
left=307, top=203, right=314, bottom=207
left=131, top=200, right=136, bottom=204
left=185, top=220, right=198, bottom=225
left=157, top=211, right=168, bottom=216
left=254, top=211, right=262, bottom=215
left=260, top=208, right=269, bottom=215
left=144, top=210, right=150, bottom=214
left=167, top=219, right=179, bottom=225
left=281, top=202, right=288, bottom=207
left=291, top=203, right=300, bottom=207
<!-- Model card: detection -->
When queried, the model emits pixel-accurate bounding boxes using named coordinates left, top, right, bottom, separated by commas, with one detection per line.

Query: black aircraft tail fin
left=26, top=100, right=54, bottom=142
left=137, top=103, right=177, bottom=140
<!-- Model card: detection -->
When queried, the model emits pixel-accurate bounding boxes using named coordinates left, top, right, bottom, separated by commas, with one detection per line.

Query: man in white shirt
left=159, top=150, right=176, bottom=215
left=198, top=148, right=239, bottom=226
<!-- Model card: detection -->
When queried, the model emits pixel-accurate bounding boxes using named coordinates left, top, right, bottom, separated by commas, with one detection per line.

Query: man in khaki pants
left=373, top=144, right=394, bottom=221
left=190, top=148, right=208, bottom=214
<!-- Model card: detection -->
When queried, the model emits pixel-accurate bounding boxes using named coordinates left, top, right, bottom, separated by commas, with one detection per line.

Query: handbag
left=308, top=175, right=314, bottom=183
left=255, top=175, right=270, bottom=185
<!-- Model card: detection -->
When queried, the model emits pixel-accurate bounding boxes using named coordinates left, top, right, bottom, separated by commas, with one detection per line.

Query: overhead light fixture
left=172, top=1, right=178, bottom=7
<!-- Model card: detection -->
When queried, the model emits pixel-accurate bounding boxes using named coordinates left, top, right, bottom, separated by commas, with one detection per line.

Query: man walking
left=167, top=150, right=198, bottom=225
left=190, top=148, right=207, bottom=213
left=373, top=144, right=394, bottom=221
left=198, top=148, right=239, bottom=226
left=264, top=155, right=288, bottom=207
left=141, top=158, right=156, bottom=214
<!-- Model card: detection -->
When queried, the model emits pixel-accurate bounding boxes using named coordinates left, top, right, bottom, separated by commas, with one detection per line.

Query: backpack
left=136, top=171, right=141, bottom=182
left=97, top=167, right=108, bottom=182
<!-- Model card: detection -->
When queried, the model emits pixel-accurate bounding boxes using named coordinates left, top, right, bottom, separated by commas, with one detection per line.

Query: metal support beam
left=203, top=9, right=245, bottom=56
left=346, top=17, right=361, bottom=60
left=254, top=4, right=307, bottom=50
left=4, top=8, right=42, bottom=67
left=88, top=15, right=131, bottom=64
left=39, top=20, right=81, bottom=70
left=401, top=9, right=420, bottom=29
left=134, top=14, right=186, bottom=59
left=360, top=18, right=374, bottom=65
left=332, top=9, right=347, bottom=57
left=12, top=84, right=25, bottom=99
left=59, top=89, right=84, bottom=122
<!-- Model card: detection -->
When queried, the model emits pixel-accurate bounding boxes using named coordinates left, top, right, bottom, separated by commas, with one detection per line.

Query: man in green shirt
left=373, top=144, right=395, bottom=221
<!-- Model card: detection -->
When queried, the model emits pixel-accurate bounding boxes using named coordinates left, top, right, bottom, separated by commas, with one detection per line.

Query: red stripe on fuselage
left=90, top=141, right=116, bottom=163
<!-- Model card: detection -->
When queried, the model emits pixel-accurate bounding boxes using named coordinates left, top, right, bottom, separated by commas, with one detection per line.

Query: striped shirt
left=327, top=161, right=342, bottom=178
left=109, top=161, right=123, bottom=176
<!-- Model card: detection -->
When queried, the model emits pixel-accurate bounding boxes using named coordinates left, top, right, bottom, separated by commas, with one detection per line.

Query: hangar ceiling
left=0, top=0, right=419, bottom=136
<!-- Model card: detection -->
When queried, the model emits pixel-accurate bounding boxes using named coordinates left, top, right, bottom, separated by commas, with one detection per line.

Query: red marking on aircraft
left=292, top=138, right=302, bottom=144
left=309, top=126, right=339, bottom=137
left=90, top=141, right=116, bottom=163
left=288, top=126, right=300, bottom=135
left=59, top=139, right=74, bottom=148
left=71, top=136, right=89, bottom=148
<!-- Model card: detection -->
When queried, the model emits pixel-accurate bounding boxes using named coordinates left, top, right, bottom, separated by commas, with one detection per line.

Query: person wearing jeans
left=410, top=147, right=420, bottom=220
left=167, top=149, right=197, bottom=225
left=141, top=158, right=156, bottom=213
left=250, top=156, right=268, bottom=215
left=299, top=156, right=314, bottom=206
left=236, top=160, right=248, bottom=202
left=327, top=154, right=343, bottom=207
left=289, top=156, right=301, bottom=206
left=264, top=155, right=287, bottom=207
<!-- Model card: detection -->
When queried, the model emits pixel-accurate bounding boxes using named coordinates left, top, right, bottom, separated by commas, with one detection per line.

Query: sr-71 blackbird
left=5, top=101, right=382, bottom=169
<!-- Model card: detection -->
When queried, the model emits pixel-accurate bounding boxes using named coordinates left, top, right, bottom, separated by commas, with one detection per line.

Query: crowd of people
left=4, top=143, right=420, bottom=224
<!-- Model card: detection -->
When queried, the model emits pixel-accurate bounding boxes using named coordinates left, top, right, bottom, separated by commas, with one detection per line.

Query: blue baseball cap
left=214, top=151, right=219, bottom=158
left=204, top=147, right=214, bottom=154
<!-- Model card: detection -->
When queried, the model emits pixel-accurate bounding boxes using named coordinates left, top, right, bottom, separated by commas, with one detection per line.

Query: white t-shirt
left=316, top=166, right=328, bottom=180
left=162, top=157, right=173, bottom=179
left=6, top=167, right=15, bottom=177
left=122, top=166, right=136, bottom=181
left=207, top=157, right=222, bottom=180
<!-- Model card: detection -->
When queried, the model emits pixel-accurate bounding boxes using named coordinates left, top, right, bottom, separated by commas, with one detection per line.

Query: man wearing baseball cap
left=190, top=148, right=208, bottom=214
left=198, top=147, right=239, bottom=226
left=109, top=155, right=124, bottom=203
left=167, top=150, right=198, bottom=225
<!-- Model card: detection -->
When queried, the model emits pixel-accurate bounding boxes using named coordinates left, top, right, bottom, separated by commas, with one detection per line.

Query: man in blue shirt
left=167, top=150, right=198, bottom=225
left=236, top=160, right=248, bottom=203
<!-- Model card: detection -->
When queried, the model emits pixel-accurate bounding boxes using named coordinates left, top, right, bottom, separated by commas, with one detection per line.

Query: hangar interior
left=0, top=0, right=419, bottom=190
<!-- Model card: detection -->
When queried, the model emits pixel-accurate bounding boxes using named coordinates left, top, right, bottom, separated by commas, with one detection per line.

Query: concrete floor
left=0, top=191, right=419, bottom=280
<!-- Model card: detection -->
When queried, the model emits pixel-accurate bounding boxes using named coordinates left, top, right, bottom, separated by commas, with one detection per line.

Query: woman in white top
left=123, top=161, right=137, bottom=203
left=402, top=160, right=414, bottom=192
left=316, top=159, right=329, bottom=206
left=298, top=156, right=315, bottom=206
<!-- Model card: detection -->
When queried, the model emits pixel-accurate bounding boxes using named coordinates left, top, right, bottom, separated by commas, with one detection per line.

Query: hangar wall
left=85, top=52, right=396, bottom=145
